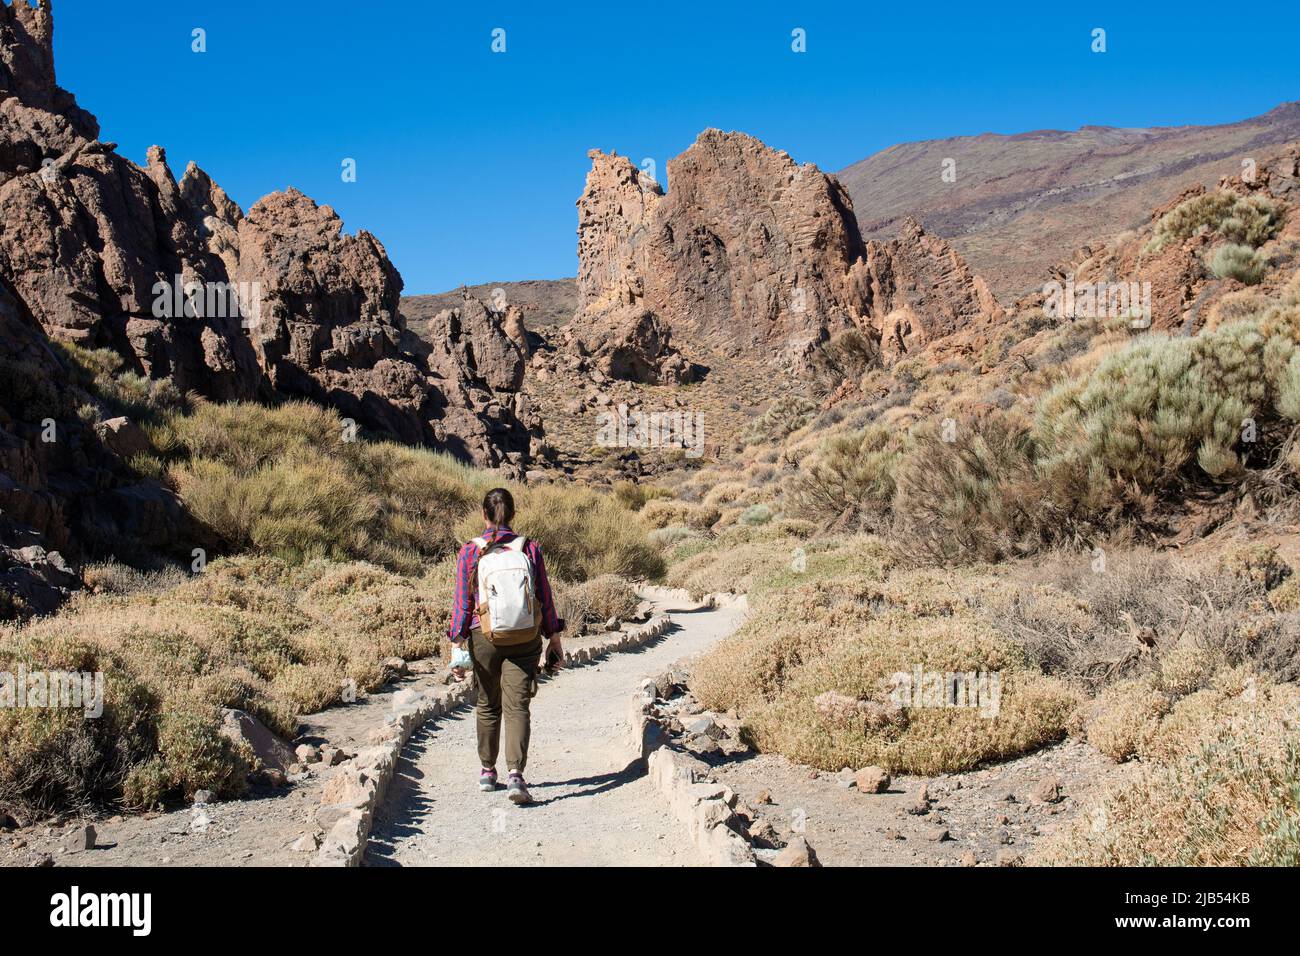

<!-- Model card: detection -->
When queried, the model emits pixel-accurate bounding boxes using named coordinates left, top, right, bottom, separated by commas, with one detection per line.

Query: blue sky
left=53, top=0, right=1299, bottom=294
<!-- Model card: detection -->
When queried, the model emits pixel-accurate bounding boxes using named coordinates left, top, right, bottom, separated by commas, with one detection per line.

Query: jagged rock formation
left=0, top=0, right=534, bottom=471
left=574, top=129, right=1005, bottom=379
left=861, top=217, right=1006, bottom=364
left=0, top=3, right=263, bottom=400
left=0, top=281, right=191, bottom=618
left=419, top=289, right=540, bottom=464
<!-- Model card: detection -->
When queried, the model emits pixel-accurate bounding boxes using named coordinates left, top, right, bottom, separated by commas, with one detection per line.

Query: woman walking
left=448, top=488, right=564, bottom=804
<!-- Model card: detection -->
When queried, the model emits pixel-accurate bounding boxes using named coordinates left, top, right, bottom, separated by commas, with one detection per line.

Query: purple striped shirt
left=448, top=526, right=563, bottom=641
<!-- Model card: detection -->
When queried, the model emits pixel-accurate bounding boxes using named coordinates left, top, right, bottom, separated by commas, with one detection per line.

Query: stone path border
left=626, top=673, right=756, bottom=867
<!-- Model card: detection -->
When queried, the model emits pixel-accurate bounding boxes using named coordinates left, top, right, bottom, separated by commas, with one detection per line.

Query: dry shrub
left=1038, top=675, right=1300, bottom=865
left=702, top=481, right=747, bottom=509
left=641, top=498, right=721, bottom=532
left=695, top=582, right=1080, bottom=774
left=454, top=483, right=664, bottom=582
left=157, top=400, right=486, bottom=574
left=891, top=411, right=1046, bottom=562
left=0, top=554, right=456, bottom=815
left=554, top=574, right=640, bottom=628
left=741, top=394, right=816, bottom=446
left=1081, top=676, right=1171, bottom=761
left=610, top=481, right=671, bottom=512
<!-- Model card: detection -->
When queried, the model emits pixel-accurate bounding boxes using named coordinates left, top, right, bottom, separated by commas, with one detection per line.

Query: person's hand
left=544, top=635, right=564, bottom=672
left=450, top=638, right=470, bottom=682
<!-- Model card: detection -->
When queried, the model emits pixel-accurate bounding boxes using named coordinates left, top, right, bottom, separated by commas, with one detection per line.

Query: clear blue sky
left=53, top=0, right=1299, bottom=294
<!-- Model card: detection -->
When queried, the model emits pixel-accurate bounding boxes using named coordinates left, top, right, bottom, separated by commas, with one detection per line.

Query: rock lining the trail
left=626, top=666, right=764, bottom=867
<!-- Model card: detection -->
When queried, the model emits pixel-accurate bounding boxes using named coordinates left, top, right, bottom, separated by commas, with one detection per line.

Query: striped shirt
left=447, top=526, right=563, bottom=640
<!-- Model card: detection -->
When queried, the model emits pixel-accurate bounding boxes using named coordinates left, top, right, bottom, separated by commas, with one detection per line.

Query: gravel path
left=365, top=596, right=745, bottom=867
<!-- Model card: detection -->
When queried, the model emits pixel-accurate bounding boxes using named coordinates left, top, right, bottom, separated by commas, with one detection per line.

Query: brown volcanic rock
left=862, top=217, right=1006, bottom=364
left=0, top=0, right=263, bottom=402
left=0, top=1, right=537, bottom=471
left=574, top=130, right=1004, bottom=379
left=421, top=289, right=540, bottom=465
left=231, top=191, right=535, bottom=467
left=0, top=281, right=195, bottom=616
left=576, top=133, right=869, bottom=374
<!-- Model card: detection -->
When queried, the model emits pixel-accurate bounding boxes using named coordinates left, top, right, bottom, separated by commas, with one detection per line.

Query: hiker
left=448, top=488, right=564, bottom=804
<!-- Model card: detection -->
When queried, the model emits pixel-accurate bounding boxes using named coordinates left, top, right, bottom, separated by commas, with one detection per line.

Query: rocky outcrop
left=861, top=217, right=1006, bottom=364
left=1044, top=143, right=1300, bottom=335
left=574, top=130, right=1005, bottom=379
left=0, top=0, right=537, bottom=471
left=420, top=289, right=539, bottom=466
left=0, top=280, right=193, bottom=618
left=0, top=2, right=262, bottom=401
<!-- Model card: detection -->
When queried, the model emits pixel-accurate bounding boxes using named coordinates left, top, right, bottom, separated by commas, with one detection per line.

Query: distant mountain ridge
left=837, top=101, right=1300, bottom=297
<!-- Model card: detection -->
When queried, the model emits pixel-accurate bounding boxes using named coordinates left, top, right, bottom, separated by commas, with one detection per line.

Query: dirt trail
left=365, top=594, right=745, bottom=867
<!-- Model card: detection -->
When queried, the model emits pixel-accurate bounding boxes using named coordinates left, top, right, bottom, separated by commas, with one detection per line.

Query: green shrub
left=739, top=503, right=774, bottom=526
left=1145, top=190, right=1282, bottom=254
left=783, top=424, right=903, bottom=529
left=1034, top=318, right=1296, bottom=521
left=1209, top=243, right=1267, bottom=285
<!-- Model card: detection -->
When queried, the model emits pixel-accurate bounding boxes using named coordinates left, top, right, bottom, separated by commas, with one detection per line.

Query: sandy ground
left=711, top=738, right=1129, bottom=866
left=366, top=597, right=746, bottom=867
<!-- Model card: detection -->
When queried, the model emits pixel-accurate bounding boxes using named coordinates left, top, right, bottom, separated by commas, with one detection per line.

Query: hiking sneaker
left=507, top=773, right=532, bottom=804
left=479, top=768, right=498, bottom=792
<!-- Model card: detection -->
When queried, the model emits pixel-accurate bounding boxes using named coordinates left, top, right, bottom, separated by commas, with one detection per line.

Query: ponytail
left=482, top=487, right=515, bottom=528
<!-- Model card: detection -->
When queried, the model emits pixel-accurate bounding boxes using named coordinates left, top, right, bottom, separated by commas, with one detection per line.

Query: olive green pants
left=470, top=630, right=543, bottom=773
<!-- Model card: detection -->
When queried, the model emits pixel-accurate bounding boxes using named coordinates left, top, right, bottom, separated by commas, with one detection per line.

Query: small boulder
left=291, top=831, right=322, bottom=853
left=996, top=850, right=1024, bottom=867
left=925, top=827, right=950, bottom=842
left=219, top=708, right=295, bottom=774
left=295, top=743, right=322, bottom=765
left=1032, top=776, right=1063, bottom=804
left=854, top=766, right=891, bottom=794
left=94, top=417, right=151, bottom=460
left=62, top=825, right=96, bottom=853
left=772, top=836, right=820, bottom=867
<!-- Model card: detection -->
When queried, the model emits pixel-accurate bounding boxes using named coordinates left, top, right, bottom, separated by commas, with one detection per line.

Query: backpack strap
left=504, top=536, right=527, bottom=553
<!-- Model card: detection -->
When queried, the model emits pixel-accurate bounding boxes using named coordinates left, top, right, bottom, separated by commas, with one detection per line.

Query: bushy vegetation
left=690, top=553, right=1081, bottom=774
left=0, top=555, right=449, bottom=814
left=1144, top=190, right=1283, bottom=254
left=1039, top=672, right=1300, bottom=865
left=1, top=387, right=664, bottom=816
left=1209, top=242, right=1268, bottom=285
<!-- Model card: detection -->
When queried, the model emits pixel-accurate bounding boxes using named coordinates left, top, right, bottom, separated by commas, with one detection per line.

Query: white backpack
left=473, top=535, right=541, bottom=645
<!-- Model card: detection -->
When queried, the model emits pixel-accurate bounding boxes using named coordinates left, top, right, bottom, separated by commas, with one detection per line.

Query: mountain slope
left=839, top=102, right=1300, bottom=297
